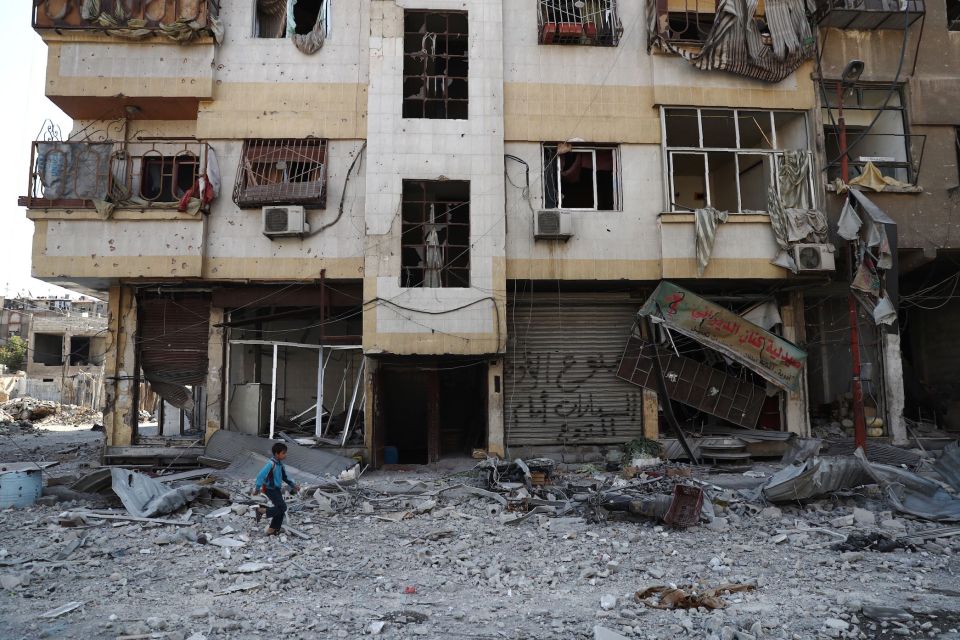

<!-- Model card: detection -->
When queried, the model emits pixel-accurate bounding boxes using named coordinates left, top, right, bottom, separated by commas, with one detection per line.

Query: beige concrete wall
left=362, top=0, right=507, bottom=356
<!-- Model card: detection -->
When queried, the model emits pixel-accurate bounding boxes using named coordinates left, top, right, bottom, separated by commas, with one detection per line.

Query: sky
left=0, top=3, right=77, bottom=299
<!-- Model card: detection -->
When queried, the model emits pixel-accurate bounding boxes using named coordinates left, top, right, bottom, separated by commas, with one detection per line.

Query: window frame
left=253, top=0, right=332, bottom=39
left=541, top=144, right=622, bottom=212
left=537, top=0, right=623, bottom=47
left=401, top=10, right=470, bottom=121
left=660, top=107, right=814, bottom=213
left=400, top=179, right=471, bottom=289
left=820, top=81, right=917, bottom=185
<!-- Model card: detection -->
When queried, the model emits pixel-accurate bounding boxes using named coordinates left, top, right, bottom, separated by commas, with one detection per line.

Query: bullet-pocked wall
left=500, top=0, right=817, bottom=281
left=362, top=0, right=507, bottom=356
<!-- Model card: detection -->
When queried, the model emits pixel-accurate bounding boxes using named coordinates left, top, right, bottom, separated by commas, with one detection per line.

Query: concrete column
left=883, top=329, right=908, bottom=445
left=487, top=358, right=505, bottom=457
left=642, top=389, right=659, bottom=440
left=363, top=355, right=377, bottom=463
left=204, top=306, right=225, bottom=443
left=103, top=285, right=137, bottom=447
left=782, top=292, right=811, bottom=437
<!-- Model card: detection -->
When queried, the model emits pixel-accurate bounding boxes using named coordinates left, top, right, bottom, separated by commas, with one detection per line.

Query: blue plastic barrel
left=383, top=446, right=399, bottom=465
left=0, top=469, right=42, bottom=508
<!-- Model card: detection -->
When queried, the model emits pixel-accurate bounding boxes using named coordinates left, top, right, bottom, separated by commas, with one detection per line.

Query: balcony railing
left=812, top=0, right=924, bottom=30
left=20, top=139, right=213, bottom=212
left=538, top=0, right=622, bottom=46
left=823, top=131, right=926, bottom=186
left=32, top=0, right=221, bottom=40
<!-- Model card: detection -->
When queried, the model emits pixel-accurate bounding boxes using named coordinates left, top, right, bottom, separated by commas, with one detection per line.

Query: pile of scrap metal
left=757, top=448, right=960, bottom=522
left=475, top=458, right=710, bottom=529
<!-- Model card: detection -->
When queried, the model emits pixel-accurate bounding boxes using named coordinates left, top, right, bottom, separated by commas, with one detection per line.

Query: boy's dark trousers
left=264, top=486, right=287, bottom=530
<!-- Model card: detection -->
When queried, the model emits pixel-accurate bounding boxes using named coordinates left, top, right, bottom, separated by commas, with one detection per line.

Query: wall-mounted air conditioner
left=261, top=205, right=309, bottom=238
left=793, top=243, right=836, bottom=272
left=534, top=210, right=573, bottom=240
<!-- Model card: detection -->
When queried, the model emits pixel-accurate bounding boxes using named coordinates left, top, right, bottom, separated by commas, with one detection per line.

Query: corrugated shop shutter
left=138, top=294, right=211, bottom=409
left=505, top=296, right=645, bottom=446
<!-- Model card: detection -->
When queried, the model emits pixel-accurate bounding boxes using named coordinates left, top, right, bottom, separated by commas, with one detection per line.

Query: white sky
left=0, top=3, right=76, bottom=299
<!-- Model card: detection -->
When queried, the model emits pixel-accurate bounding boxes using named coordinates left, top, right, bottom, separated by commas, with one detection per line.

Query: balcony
left=538, top=0, right=622, bottom=46
left=20, top=138, right=213, bottom=213
left=32, top=0, right=221, bottom=40
left=812, top=0, right=924, bottom=30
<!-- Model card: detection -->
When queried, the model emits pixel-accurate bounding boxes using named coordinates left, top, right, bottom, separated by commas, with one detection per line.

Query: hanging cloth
left=695, top=207, right=729, bottom=276
left=289, top=0, right=327, bottom=55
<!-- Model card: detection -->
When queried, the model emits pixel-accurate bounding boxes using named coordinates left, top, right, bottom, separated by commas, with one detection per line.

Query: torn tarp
left=647, top=0, right=815, bottom=83
left=638, top=281, right=806, bottom=391
left=111, top=468, right=203, bottom=518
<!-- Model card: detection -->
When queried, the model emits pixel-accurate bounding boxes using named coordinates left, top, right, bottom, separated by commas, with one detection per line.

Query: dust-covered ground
left=1, top=424, right=959, bottom=640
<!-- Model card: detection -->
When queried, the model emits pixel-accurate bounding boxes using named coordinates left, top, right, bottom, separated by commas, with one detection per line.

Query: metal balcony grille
left=538, top=0, right=622, bottom=46
left=811, top=0, right=924, bottom=30
left=21, top=139, right=210, bottom=210
left=233, top=138, right=328, bottom=208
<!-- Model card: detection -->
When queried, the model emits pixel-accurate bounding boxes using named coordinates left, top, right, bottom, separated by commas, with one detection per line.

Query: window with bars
left=400, top=180, right=470, bottom=288
left=538, top=0, right=622, bottom=46
left=233, top=138, right=327, bottom=208
left=542, top=144, right=620, bottom=210
left=402, top=11, right=469, bottom=120
left=138, top=154, right=199, bottom=203
left=820, top=82, right=921, bottom=185
left=662, top=108, right=811, bottom=213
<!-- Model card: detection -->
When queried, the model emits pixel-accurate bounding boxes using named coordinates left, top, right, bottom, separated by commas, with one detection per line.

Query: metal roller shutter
left=505, top=296, right=645, bottom=446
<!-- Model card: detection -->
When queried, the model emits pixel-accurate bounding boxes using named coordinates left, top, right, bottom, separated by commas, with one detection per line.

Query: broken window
left=821, top=82, right=921, bottom=185
left=33, top=333, right=63, bottom=366
left=401, top=180, right=470, bottom=288
left=663, top=107, right=811, bottom=212
left=543, top=144, right=619, bottom=210
left=254, top=0, right=331, bottom=39
left=538, top=0, right=623, bottom=46
left=136, top=152, right=199, bottom=203
left=69, top=337, right=91, bottom=366
left=233, top=139, right=327, bottom=208
left=656, top=0, right=721, bottom=44
left=951, top=0, right=960, bottom=30
left=403, top=11, right=469, bottom=120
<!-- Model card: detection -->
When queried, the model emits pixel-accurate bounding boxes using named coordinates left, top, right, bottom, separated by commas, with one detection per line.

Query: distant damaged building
left=20, top=0, right=958, bottom=465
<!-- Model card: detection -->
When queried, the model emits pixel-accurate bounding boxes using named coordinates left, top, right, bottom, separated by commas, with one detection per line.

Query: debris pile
left=0, top=397, right=102, bottom=428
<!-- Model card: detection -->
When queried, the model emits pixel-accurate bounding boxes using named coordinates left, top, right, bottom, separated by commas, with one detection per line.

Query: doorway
left=377, top=359, right=487, bottom=465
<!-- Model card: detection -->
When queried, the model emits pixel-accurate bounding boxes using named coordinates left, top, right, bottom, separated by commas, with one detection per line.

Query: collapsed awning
left=638, top=281, right=806, bottom=391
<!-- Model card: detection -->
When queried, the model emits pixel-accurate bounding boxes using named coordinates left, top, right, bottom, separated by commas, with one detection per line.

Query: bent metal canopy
left=638, top=281, right=807, bottom=391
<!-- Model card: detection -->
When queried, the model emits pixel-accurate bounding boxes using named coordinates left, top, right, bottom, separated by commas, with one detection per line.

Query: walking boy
left=253, top=442, right=300, bottom=535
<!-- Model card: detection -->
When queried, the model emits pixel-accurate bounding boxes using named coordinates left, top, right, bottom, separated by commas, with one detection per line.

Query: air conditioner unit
left=792, top=243, right=836, bottom=272
left=534, top=210, right=573, bottom=240
left=261, top=205, right=309, bottom=237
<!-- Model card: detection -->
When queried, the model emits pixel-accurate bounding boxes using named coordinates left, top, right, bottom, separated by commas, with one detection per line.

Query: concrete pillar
left=782, top=291, right=811, bottom=437
left=103, top=285, right=137, bottom=447
left=643, top=388, right=659, bottom=440
left=204, top=306, right=225, bottom=443
left=883, top=329, right=908, bottom=445
left=487, top=358, right=505, bottom=457
left=363, top=355, right=377, bottom=463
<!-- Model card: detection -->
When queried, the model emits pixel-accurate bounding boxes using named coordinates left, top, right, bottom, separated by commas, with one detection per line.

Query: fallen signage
left=638, top=281, right=806, bottom=391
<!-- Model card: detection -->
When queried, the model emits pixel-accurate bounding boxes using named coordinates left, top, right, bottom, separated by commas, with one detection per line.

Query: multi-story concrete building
left=22, top=0, right=955, bottom=464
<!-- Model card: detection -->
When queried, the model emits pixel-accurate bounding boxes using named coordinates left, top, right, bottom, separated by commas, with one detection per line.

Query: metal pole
left=341, top=358, right=365, bottom=447
left=269, top=343, right=278, bottom=440
left=315, top=347, right=324, bottom=438
left=838, top=82, right=868, bottom=451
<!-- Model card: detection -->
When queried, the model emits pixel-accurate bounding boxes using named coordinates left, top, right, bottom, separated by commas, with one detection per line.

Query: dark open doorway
left=377, top=359, right=487, bottom=465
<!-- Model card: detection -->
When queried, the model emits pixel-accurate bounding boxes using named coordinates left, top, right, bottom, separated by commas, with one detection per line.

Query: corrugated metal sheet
left=505, top=297, right=644, bottom=446
left=205, top=430, right=356, bottom=476
left=138, top=294, right=211, bottom=408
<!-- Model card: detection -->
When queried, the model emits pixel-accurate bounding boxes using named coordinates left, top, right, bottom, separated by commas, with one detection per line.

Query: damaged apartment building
left=20, top=0, right=959, bottom=465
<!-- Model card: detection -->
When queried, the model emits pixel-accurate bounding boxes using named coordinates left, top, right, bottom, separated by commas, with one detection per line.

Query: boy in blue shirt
left=253, top=442, right=300, bottom=535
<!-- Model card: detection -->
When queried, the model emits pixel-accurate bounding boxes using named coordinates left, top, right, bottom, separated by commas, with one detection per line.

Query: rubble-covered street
left=1, top=419, right=959, bottom=640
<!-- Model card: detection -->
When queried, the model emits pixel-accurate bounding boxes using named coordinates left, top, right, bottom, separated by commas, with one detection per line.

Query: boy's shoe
left=255, top=506, right=266, bottom=523
left=265, top=528, right=278, bottom=536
